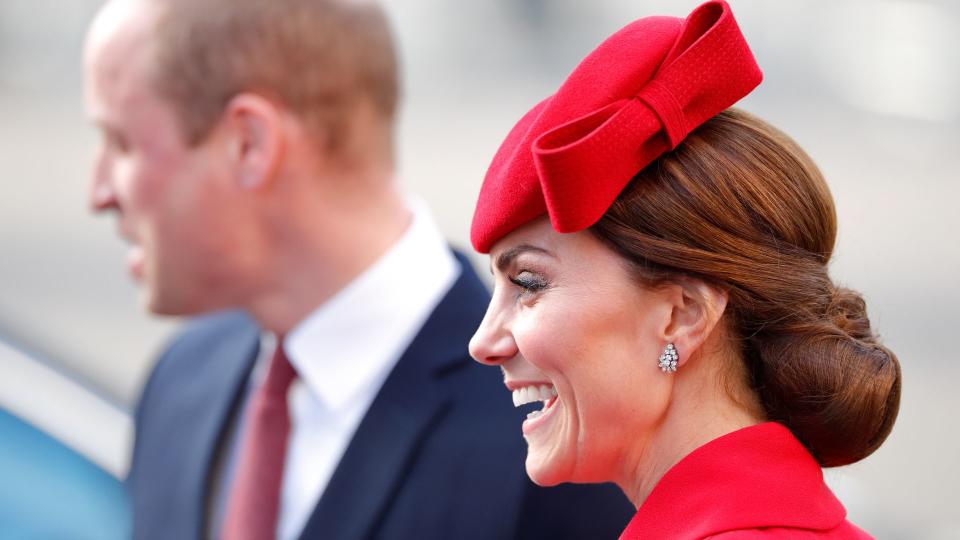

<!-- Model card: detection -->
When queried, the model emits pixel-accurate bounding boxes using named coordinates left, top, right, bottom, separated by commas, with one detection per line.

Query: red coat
left=619, top=423, right=872, bottom=539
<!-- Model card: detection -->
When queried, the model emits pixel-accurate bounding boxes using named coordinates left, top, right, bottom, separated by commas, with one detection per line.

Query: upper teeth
left=512, top=384, right=558, bottom=407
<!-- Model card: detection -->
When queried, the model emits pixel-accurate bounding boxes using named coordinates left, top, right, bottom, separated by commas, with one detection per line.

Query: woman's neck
left=617, top=363, right=765, bottom=508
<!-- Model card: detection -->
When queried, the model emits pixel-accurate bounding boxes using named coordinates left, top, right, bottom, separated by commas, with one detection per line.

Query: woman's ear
left=660, top=279, right=728, bottom=368
left=221, top=93, right=285, bottom=190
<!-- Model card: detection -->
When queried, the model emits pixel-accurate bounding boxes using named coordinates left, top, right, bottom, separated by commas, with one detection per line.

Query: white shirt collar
left=283, top=197, right=460, bottom=412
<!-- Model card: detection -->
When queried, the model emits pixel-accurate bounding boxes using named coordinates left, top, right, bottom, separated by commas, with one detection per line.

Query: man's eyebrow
left=490, top=244, right=554, bottom=275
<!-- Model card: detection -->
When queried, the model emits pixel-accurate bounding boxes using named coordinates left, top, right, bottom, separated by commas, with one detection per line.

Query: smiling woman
left=468, top=1, right=900, bottom=539
left=476, top=220, right=696, bottom=490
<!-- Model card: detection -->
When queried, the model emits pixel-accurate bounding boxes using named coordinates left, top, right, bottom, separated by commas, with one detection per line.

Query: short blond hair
left=149, top=0, right=398, bottom=149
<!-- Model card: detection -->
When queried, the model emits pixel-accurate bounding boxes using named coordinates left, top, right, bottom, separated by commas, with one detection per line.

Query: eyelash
left=509, top=271, right=548, bottom=296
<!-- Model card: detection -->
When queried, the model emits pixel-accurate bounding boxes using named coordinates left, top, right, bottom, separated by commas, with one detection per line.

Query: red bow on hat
left=471, top=0, right=762, bottom=253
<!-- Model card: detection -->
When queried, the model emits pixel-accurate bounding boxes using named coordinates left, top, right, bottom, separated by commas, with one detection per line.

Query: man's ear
left=221, top=93, right=284, bottom=190
left=660, top=279, right=728, bottom=368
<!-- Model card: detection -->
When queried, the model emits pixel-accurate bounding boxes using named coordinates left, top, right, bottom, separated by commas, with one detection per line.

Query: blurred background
left=0, top=0, right=957, bottom=537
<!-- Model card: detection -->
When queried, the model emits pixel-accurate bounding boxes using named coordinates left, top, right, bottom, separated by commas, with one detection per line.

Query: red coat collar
left=620, top=422, right=847, bottom=539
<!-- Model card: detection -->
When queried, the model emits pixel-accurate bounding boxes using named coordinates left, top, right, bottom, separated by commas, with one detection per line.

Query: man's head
left=150, top=0, right=399, bottom=151
left=83, top=0, right=400, bottom=317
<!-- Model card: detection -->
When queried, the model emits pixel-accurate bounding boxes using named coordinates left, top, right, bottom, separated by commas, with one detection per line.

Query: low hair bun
left=826, top=286, right=873, bottom=342
left=750, top=286, right=901, bottom=467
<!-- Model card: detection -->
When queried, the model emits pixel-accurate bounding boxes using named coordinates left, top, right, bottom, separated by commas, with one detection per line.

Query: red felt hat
left=470, top=0, right=762, bottom=253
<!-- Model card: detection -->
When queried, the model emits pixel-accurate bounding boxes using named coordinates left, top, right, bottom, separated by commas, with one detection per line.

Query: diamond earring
left=658, top=343, right=678, bottom=373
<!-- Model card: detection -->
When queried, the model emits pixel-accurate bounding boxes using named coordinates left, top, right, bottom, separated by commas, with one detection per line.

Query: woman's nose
left=469, top=302, right=517, bottom=366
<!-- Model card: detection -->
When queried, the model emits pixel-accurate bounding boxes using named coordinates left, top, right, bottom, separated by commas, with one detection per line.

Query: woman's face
left=469, top=218, right=676, bottom=487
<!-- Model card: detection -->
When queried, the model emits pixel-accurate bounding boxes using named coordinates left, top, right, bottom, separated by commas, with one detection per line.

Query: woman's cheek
left=514, top=310, right=567, bottom=372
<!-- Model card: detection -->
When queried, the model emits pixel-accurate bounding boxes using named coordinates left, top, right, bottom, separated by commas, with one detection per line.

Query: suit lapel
left=298, top=358, right=453, bottom=540
left=298, top=257, right=489, bottom=540
left=180, top=314, right=260, bottom=537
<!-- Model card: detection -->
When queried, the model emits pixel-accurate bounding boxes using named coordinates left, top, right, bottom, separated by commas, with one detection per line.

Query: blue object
left=0, top=408, right=130, bottom=539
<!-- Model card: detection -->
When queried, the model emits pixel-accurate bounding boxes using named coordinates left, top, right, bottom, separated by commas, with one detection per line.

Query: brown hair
left=147, top=0, right=398, bottom=148
left=591, top=108, right=900, bottom=467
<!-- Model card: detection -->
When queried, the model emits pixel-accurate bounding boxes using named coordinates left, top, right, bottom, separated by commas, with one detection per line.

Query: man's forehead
left=84, top=2, right=168, bottom=128
left=85, top=0, right=162, bottom=100
left=85, top=0, right=159, bottom=64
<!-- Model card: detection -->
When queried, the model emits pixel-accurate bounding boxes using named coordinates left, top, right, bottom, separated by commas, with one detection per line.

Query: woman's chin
left=524, top=452, right=571, bottom=487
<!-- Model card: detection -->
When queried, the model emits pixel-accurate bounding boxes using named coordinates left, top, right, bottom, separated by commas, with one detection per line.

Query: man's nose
left=88, top=150, right=118, bottom=212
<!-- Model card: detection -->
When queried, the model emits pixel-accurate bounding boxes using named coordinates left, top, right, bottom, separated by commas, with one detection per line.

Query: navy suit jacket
left=127, top=253, right=633, bottom=539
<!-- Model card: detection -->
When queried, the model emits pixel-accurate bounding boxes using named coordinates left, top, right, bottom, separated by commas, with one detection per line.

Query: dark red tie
left=221, top=341, right=297, bottom=540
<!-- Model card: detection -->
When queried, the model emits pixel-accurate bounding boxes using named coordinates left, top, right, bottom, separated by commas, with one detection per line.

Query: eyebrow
left=491, top=244, right=555, bottom=275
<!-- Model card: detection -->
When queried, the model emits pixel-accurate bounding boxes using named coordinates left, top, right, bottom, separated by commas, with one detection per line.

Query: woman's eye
left=509, top=271, right=548, bottom=295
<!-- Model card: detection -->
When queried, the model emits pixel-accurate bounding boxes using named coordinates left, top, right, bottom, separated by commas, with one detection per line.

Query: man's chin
left=142, top=291, right=172, bottom=316
left=144, top=285, right=234, bottom=318
left=141, top=286, right=195, bottom=317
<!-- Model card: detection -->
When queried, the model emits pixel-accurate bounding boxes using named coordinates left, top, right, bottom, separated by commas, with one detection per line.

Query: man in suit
left=83, top=0, right=633, bottom=538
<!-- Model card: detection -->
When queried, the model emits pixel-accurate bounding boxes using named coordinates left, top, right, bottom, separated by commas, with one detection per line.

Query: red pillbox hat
left=470, top=0, right=762, bottom=253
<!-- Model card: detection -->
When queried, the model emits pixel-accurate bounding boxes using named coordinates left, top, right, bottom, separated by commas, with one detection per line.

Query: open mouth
left=512, top=383, right=559, bottom=421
